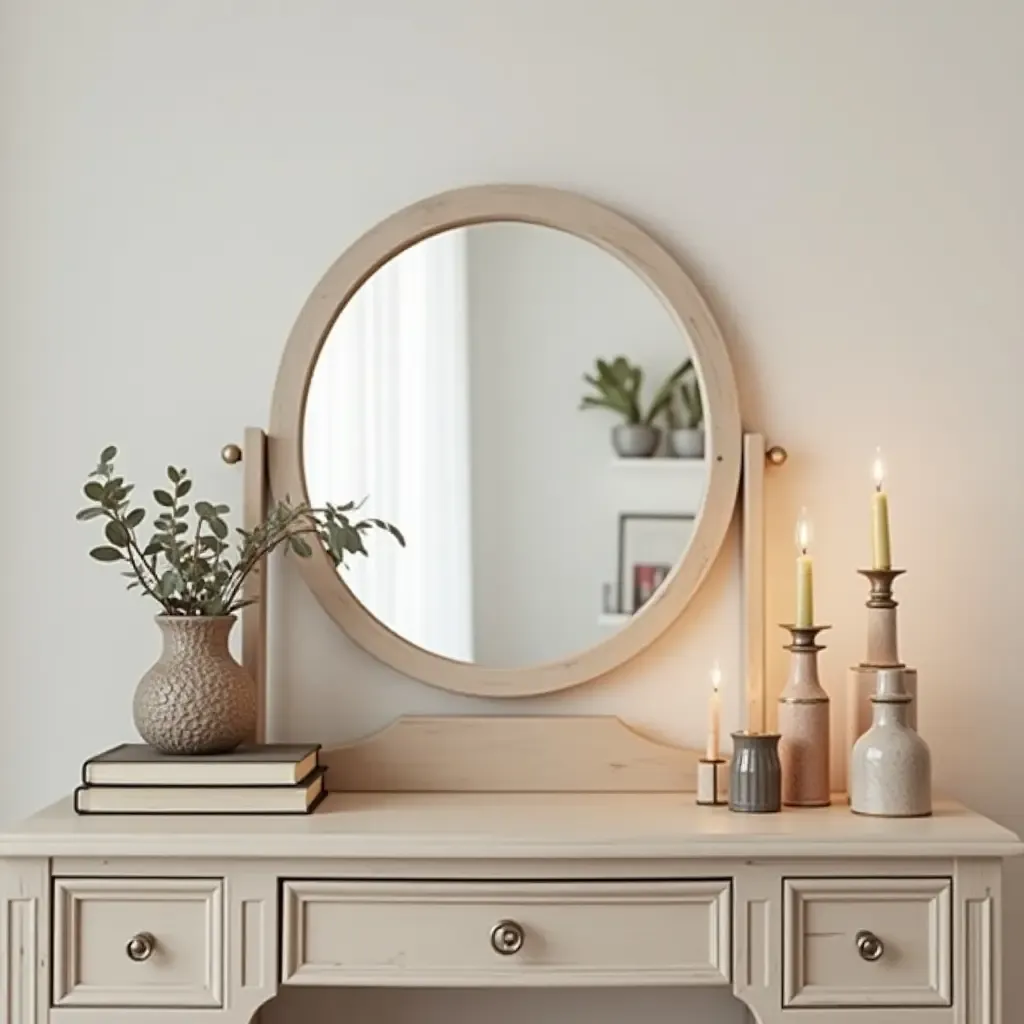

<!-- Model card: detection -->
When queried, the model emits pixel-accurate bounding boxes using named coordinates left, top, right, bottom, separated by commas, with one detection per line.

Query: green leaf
left=143, top=540, right=164, bottom=557
left=157, top=570, right=182, bottom=598
left=83, top=481, right=105, bottom=502
left=125, top=508, right=145, bottom=529
left=89, top=546, right=124, bottom=562
left=214, top=504, right=230, bottom=515
left=175, top=479, right=193, bottom=497
left=100, top=445, right=117, bottom=463
left=195, top=501, right=216, bottom=518
left=76, top=507, right=105, bottom=521
left=154, top=489, right=174, bottom=507
left=289, top=535, right=313, bottom=557
left=209, top=517, right=228, bottom=540
left=167, top=466, right=180, bottom=484
left=104, top=520, right=130, bottom=547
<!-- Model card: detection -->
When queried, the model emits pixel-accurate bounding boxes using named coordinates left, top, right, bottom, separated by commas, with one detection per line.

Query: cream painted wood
left=267, top=184, right=743, bottom=698
left=783, top=876, right=952, bottom=1008
left=1, top=858, right=48, bottom=1024
left=2, top=793, right=1020, bottom=863
left=742, top=432, right=766, bottom=732
left=281, top=879, right=730, bottom=987
left=52, top=877, right=223, bottom=1008
left=323, top=715, right=701, bottom=792
left=240, top=426, right=268, bottom=744
left=0, top=795, right=1020, bottom=1024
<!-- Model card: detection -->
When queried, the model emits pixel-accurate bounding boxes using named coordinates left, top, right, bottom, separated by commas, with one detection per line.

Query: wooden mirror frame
left=268, top=184, right=741, bottom=697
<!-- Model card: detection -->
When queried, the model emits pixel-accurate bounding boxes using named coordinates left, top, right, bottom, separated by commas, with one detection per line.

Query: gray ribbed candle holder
left=728, top=732, right=782, bottom=813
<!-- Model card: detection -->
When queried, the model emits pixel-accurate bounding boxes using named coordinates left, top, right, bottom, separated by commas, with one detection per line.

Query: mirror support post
left=223, top=427, right=269, bottom=744
left=741, top=435, right=787, bottom=734
left=742, top=433, right=767, bottom=734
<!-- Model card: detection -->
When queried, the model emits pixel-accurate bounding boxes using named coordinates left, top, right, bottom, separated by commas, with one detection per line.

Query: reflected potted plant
left=580, top=357, right=688, bottom=457
left=664, top=360, right=705, bottom=458
left=78, top=446, right=404, bottom=755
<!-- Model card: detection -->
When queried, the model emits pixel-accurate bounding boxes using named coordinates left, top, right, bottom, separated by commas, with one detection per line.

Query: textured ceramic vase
left=668, top=427, right=705, bottom=458
left=612, top=424, right=660, bottom=457
left=729, top=732, right=782, bottom=813
left=134, top=615, right=257, bottom=755
left=850, top=668, right=931, bottom=817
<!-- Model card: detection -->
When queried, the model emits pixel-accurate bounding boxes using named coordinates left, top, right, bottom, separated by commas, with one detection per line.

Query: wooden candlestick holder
left=778, top=624, right=831, bottom=807
left=696, top=758, right=728, bottom=806
left=846, top=570, right=917, bottom=773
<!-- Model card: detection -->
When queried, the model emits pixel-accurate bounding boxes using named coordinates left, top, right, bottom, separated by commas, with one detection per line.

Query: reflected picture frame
left=617, top=512, right=696, bottom=614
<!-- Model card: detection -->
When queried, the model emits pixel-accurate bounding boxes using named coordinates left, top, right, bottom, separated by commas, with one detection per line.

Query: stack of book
left=74, top=743, right=327, bottom=815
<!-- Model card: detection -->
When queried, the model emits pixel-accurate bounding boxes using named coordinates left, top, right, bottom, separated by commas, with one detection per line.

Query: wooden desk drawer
left=783, top=877, right=952, bottom=1008
left=52, top=877, right=223, bottom=1008
left=282, top=879, right=730, bottom=986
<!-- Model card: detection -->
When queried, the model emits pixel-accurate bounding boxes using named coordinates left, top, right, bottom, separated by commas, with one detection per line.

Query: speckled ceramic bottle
left=778, top=625, right=831, bottom=807
left=133, top=615, right=257, bottom=755
left=850, top=668, right=931, bottom=817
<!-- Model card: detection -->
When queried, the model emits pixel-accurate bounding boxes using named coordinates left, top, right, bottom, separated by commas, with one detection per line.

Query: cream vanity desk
left=2, top=187, right=1019, bottom=1023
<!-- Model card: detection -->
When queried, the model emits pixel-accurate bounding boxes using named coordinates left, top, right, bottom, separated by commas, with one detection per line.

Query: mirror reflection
left=304, top=222, right=707, bottom=668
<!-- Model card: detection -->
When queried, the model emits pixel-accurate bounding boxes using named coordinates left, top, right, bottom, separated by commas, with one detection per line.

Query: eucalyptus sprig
left=77, top=446, right=405, bottom=616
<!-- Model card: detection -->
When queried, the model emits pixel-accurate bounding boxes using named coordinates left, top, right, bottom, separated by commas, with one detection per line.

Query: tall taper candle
left=872, top=449, right=891, bottom=570
left=795, top=510, right=814, bottom=628
left=706, top=662, right=721, bottom=761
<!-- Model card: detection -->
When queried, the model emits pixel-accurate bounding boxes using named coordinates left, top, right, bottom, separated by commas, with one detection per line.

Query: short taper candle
left=872, top=449, right=892, bottom=570
left=795, top=510, right=814, bottom=628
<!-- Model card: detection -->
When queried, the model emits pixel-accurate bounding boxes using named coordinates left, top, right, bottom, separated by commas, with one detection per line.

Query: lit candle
left=795, top=509, right=814, bottom=627
left=871, top=448, right=891, bottom=570
left=706, top=662, right=721, bottom=761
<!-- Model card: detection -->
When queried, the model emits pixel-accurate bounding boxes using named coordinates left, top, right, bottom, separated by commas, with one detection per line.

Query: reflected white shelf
left=598, top=613, right=631, bottom=627
left=610, top=457, right=706, bottom=471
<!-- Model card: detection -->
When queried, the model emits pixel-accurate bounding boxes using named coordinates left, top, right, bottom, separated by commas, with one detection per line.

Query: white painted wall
left=465, top=222, right=698, bottom=666
left=2, top=2, right=1023, bottom=1020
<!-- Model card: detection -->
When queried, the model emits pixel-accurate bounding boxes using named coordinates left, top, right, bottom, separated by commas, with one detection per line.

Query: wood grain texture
left=782, top=876, right=951, bottom=1008
left=322, top=715, right=700, bottom=793
left=742, top=433, right=766, bottom=732
left=281, top=879, right=730, bottom=988
left=3, top=793, right=1020, bottom=863
left=240, top=427, right=268, bottom=743
left=267, top=184, right=743, bottom=697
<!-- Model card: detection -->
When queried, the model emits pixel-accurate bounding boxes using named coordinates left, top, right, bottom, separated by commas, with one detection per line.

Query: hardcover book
left=74, top=766, right=327, bottom=815
left=82, top=743, right=321, bottom=787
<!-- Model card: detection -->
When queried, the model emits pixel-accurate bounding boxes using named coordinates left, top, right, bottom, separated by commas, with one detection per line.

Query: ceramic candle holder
left=728, top=733, right=781, bottom=813
left=778, top=624, right=831, bottom=807
left=846, top=569, right=917, bottom=765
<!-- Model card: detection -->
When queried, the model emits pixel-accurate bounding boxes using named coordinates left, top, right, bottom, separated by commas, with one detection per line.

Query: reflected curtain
left=304, top=230, right=474, bottom=660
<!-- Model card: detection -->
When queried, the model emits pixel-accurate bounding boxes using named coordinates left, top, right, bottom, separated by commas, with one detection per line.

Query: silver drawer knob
left=856, top=929, right=884, bottom=962
left=490, top=919, right=524, bottom=955
left=126, top=932, right=156, bottom=962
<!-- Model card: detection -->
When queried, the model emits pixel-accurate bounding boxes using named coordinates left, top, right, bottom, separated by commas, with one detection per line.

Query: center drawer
left=281, top=879, right=731, bottom=986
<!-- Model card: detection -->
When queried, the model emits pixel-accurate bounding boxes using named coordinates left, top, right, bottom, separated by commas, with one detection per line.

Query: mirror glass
left=303, top=222, right=707, bottom=668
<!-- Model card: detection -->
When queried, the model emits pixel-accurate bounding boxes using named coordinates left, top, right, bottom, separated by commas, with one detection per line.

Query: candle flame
left=795, top=507, right=812, bottom=554
left=711, top=661, right=721, bottom=693
left=872, top=447, right=886, bottom=491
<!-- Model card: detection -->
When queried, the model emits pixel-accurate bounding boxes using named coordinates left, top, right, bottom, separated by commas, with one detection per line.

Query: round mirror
left=270, top=186, right=740, bottom=696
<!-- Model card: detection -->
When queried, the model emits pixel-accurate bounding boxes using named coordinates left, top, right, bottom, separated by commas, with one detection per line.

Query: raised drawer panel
left=783, top=876, right=952, bottom=1008
left=282, top=880, right=730, bottom=986
left=53, top=877, right=223, bottom=1008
